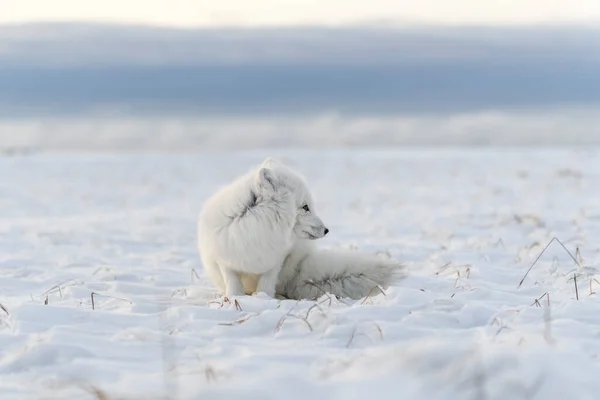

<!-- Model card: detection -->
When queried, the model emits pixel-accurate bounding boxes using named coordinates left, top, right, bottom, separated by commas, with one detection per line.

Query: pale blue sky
left=4, top=0, right=600, bottom=27
left=1, top=24, right=598, bottom=117
left=2, top=2, right=599, bottom=118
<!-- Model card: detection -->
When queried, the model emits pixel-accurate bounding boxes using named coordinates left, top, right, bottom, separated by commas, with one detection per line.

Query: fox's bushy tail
left=278, top=249, right=406, bottom=300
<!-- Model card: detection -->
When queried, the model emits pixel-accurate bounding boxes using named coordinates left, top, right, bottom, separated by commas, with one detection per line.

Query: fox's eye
left=302, top=204, right=310, bottom=212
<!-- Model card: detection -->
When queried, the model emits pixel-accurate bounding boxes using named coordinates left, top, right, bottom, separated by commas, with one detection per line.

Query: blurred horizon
left=1, top=19, right=599, bottom=151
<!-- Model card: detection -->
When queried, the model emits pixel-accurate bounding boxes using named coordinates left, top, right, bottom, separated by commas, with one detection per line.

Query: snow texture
left=1, top=148, right=600, bottom=399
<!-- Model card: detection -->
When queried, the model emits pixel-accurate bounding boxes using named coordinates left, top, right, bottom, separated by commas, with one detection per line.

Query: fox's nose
left=324, top=228, right=329, bottom=235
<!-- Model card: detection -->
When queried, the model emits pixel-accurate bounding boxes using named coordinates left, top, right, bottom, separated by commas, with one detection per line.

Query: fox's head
left=256, top=158, right=329, bottom=240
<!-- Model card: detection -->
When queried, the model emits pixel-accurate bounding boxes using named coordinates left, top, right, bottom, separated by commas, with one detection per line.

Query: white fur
left=197, top=158, right=405, bottom=300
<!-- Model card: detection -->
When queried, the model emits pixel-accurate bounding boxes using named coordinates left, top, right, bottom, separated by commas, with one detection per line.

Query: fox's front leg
left=221, top=265, right=245, bottom=297
left=256, top=266, right=281, bottom=298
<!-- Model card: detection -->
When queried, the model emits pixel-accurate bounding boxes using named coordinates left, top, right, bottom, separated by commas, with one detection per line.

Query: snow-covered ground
left=2, top=148, right=600, bottom=399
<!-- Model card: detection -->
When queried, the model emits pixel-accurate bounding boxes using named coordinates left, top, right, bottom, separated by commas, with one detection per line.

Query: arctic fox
left=197, top=158, right=405, bottom=300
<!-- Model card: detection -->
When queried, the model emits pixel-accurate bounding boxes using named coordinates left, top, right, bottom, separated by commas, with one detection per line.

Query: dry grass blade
left=518, top=237, right=582, bottom=289
left=288, top=315, right=313, bottom=332
left=219, top=313, right=257, bottom=326
left=208, top=297, right=228, bottom=309
left=305, top=297, right=331, bottom=320
left=275, top=300, right=300, bottom=333
left=373, top=322, right=384, bottom=340
left=360, top=285, right=386, bottom=305
left=493, top=238, right=506, bottom=249
left=589, top=278, right=600, bottom=296
left=360, top=286, right=378, bottom=305
left=436, top=262, right=452, bottom=275
left=43, top=279, right=83, bottom=298
left=234, top=299, right=243, bottom=311
left=346, top=328, right=373, bottom=348
left=275, top=315, right=288, bottom=333
left=205, top=366, right=218, bottom=382
left=80, top=384, right=111, bottom=400
left=576, top=247, right=583, bottom=263
left=90, top=292, right=133, bottom=311
left=346, top=327, right=357, bottom=348
left=530, top=292, right=549, bottom=307
left=191, top=268, right=201, bottom=282
left=304, top=303, right=321, bottom=320
left=208, top=296, right=243, bottom=310
left=0, top=302, right=8, bottom=316
left=89, top=387, right=110, bottom=400
left=207, top=300, right=222, bottom=308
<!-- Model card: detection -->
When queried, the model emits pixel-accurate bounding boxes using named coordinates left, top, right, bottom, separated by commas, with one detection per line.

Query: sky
left=3, top=0, right=600, bottom=27
left=1, top=0, right=599, bottom=150
left=1, top=24, right=598, bottom=117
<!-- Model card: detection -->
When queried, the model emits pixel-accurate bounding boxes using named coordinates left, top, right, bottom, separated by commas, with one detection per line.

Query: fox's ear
left=261, top=157, right=279, bottom=168
left=257, top=168, right=276, bottom=192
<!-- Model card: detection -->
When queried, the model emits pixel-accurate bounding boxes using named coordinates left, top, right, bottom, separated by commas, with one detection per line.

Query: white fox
left=197, top=158, right=405, bottom=300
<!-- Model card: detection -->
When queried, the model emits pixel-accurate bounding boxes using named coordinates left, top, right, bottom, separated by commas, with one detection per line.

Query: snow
left=1, top=148, right=600, bottom=399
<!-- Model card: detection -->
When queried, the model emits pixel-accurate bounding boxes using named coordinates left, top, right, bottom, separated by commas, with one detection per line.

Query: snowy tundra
left=197, top=158, right=404, bottom=299
left=2, top=149, right=600, bottom=400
